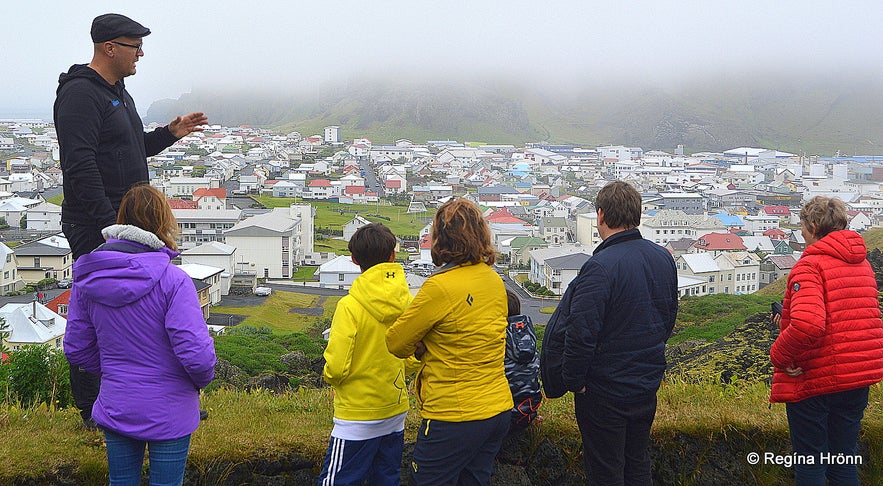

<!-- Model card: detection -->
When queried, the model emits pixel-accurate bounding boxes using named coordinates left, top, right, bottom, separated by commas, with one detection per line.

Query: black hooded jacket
left=53, top=64, right=177, bottom=227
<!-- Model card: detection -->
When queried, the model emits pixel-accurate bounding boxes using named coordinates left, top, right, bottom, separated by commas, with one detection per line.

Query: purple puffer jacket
left=64, top=227, right=216, bottom=440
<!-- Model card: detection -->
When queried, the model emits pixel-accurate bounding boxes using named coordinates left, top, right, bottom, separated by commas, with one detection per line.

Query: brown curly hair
left=431, top=198, right=496, bottom=266
left=117, top=184, right=179, bottom=250
left=799, top=196, right=847, bottom=240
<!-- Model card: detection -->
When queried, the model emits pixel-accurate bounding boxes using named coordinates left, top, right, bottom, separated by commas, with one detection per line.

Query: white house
left=171, top=209, right=243, bottom=250
left=177, top=263, right=224, bottom=305
left=527, top=245, right=591, bottom=285
left=343, top=215, right=372, bottom=242
left=194, top=188, right=227, bottom=211
left=543, top=252, right=591, bottom=295
left=0, top=242, right=23, bottom=294
left=272, top=180, right=302, bottom=198
left=224, top=207, right=304, bottom=279
left=25, top=201, right=62, bottom=232
left=7, top=173, right=38, bottom=193
left=847, top=210, right=872, bottom=232
left=324, top=126, right=340, bottom=144
left=678, top=275, right=709, bottom=298
left=166, top=176, right=217, bottom=198
left=0, top=197, right=41, bottom=228
left=1, top=301, right=66, bottom=351
left=314, top=255, right=361, bottom=289
left=180, top=241, right=236, bottom=296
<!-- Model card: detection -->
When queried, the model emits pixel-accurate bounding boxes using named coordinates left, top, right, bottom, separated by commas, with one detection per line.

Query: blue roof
left=819, top=156, right=883, bottom=163
left=713, top=213, right=744, bottom=226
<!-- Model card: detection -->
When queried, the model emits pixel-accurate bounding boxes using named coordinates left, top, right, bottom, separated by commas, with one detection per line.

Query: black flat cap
left=91, top=13, right=151, bottom=43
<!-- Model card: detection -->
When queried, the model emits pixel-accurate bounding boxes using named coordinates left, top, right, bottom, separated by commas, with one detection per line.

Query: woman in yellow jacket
left=387, top=198, right=513, bottom=486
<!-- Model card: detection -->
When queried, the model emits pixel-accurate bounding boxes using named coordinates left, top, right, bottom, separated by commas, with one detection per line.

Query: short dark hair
left=506, top=289, right=521, bottom=316
left=348, top=223, right=397, bottom=272
left=595, top=181, right=641, bottom=230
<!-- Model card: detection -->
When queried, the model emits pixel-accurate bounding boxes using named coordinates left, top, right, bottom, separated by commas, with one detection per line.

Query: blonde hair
left=431, top=198, right=496, bottom=266
left=117, top=184, right=179, bottom=250
left=799, top=196, right=847, bottom=240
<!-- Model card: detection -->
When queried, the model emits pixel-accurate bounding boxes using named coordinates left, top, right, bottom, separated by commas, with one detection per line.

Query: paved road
left=500, top=271, right=556, bottom=326
left=359, top=156, right=384, bottom=197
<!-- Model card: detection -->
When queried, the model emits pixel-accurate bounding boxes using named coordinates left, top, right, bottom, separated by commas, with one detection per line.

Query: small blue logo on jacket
left=111, top=100, right=120, bottom=107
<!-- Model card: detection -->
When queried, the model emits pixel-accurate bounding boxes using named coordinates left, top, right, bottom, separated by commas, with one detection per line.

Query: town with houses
left=2, top=118, right=882, bottom=354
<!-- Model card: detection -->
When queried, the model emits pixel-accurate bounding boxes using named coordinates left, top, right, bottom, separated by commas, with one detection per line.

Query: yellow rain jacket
left=386, top=262, right=513, bottom=421
left=323, top=262, right=416, bottom=421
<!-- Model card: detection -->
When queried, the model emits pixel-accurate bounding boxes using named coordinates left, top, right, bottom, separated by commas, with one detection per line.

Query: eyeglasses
left=111, top=41, right=143, bottom=53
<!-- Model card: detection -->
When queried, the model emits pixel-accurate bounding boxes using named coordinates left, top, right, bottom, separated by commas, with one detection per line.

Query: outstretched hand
left=168, top=112, right=208, bottom=139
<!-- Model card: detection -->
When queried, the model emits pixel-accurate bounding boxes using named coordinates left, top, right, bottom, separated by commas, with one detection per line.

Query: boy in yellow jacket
left=318, top=223, right=416, bottom=485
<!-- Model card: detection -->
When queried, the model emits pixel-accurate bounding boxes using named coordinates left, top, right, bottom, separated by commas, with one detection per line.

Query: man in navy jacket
left=559, top=181, right=678, bottom=484
left=54, top=13, right=207, bottom=429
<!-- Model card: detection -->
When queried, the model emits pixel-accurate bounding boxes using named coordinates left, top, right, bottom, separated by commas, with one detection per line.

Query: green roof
left=509, top=236, right=548, bottom=249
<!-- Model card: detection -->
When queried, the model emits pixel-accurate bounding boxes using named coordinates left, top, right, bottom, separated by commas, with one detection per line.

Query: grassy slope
left=211, top=291, right=340, bottom=333
left=3, top=383, right=883, bottom=483
left=256, top=197, right=434, bottom=238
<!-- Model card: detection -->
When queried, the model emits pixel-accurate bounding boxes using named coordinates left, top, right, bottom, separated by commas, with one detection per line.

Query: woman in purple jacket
left=64, top=184, right=216, bottom=485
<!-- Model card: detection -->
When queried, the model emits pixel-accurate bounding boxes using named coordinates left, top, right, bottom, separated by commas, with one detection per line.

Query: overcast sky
left=2, top=0, right=881, bottom=119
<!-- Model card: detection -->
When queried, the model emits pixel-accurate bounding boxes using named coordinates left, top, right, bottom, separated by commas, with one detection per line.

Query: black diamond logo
left=466, top=294, right=474, bottom=306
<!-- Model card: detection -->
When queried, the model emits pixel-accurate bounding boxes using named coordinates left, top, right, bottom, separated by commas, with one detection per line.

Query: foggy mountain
left=144, top=74, right=883, bottom=155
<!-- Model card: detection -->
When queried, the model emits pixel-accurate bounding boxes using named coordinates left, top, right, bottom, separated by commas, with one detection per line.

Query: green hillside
left=145, top=73, right=883, bottom=154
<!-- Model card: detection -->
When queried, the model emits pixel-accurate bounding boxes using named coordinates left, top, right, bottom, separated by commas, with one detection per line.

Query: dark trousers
left=62, top=222, right=106, bottom=422
left=70, top=364, right=101, bottom=421
left=62, top=222, right=106, bottom=261
left=786, top=387, right=869, bottom=486
left=317, top=430, right=404, bottom=486
left=411, top=411, right=510, bottom=486
left=574, top=391, right=657, bottom=486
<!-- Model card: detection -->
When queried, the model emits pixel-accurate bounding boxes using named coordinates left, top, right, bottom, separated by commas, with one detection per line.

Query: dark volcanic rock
left=666, top=312, right=780, bottom=384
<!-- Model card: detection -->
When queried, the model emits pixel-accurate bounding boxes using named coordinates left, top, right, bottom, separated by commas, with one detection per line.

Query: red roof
left=345, top=186, right=366, bottom=195
left=385, top=179, right=402, bottom=188
left=763, top=228, right=788, bottom=240
left=762, top=206, right=790, bottom=215
left=167, top=198, right=198, bottom=209
left=486, top=207, right=526, bottom=224
left=693, top=232, right=746, bottom=251
left=46, top=290, right=71, bottom=317
left=309, top=179, right=332, bottom=187
left=193, top=187, right=227, bottom=199
left=419, top=234, right=432, bottom=249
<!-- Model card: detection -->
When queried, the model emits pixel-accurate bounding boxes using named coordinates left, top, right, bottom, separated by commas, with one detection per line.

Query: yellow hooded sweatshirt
left=323, top=262, right=416, bottom=421
left=386, top=262, right=514, bottom=421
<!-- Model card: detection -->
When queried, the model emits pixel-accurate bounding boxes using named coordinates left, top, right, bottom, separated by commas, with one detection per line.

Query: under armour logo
left=466, top=294, right=474, bottom=306
left=386, top=272, right=396, bottom=278
left=515, top=323, right=524, bottom=329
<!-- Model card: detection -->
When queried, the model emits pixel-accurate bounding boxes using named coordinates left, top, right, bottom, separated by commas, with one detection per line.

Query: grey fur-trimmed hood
left=101, top=224, right=166, bottom=249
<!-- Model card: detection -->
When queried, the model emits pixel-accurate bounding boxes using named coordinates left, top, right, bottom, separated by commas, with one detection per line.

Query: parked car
left=254, top=286, right=272, bottom=296
left=57, top=278, right=73, bottom=289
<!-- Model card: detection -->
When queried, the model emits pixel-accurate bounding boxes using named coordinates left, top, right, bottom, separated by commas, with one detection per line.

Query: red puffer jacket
left=770, top=230, right=883, bottom=403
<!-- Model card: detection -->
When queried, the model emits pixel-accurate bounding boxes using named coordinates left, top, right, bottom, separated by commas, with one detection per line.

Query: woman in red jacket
left=770, top=196, right=883, bottom=485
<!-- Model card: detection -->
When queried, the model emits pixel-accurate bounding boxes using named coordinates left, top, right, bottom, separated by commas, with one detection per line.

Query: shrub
left=3, top=345, right=71, bottom=408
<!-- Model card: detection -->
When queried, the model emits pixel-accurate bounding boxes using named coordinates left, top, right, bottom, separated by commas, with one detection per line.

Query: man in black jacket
left=54, top=13, right=207, bottom=428
left=545, top=181, right=678, bottom=484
